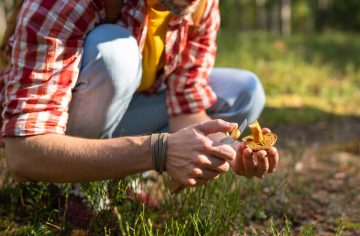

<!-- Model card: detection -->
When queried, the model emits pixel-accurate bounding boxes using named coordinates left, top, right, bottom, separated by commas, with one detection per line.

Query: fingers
left=195, top=135, right=235, bottom=161
left=267, top=147, right=279, bottom=173
left=186, top=168, right=221, bottom=187
left=186, top=147, right=279, bottom=186
left=206, top=144, right=236, bottom=162
left=196, top=119, right=237, bottom=136
left=196, top=155, right=230, bottom=173
left=191, top=168, right=221, bottom=180
left=243, top=148, right=256, bottom=177
left=254, top=150, right=269, bottom=178
left=185, top=156, right=229, bottom=187
left=232, top=142, right=246, bottom=175
left=262, top=127, right=271, bottom=134
left=207, top=159, right=230, bottom=173
left=187, top=178, right=197, bottom=186
left=189, top=171, right=221, bottom=187
left=189, top=178, right=209, bottom=187
left=239, top=146, right=278, bottom=179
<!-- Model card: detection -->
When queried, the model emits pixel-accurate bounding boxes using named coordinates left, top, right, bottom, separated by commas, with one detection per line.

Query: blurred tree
left=290, top=0, right=313, bottom=33
left=330, top=0, right=360, bottom=31
left=220, top=0, right=360, bottom=33
left=280, top=0, right=292, bottom=36
left=255, top=0, right=267, bottom=30
left=266, top=0, right=280, bottom=35
left=220, top=0, right=257, bottom=31
left=220, top=0, right=293, bottom=36
left=313, top=0, right=331, bottom=31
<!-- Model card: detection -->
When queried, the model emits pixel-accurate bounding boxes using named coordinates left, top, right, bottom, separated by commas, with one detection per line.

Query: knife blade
left=220, top=118, right=247, bottom=145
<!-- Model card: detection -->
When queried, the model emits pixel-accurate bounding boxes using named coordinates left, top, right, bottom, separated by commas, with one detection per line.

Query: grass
left=1, top=31, right=360, bottom=235
left=216, top=31, right=360, bottom=121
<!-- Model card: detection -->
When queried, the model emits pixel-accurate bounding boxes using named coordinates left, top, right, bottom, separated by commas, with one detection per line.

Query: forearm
left=5, top=134, right=152, bottom=183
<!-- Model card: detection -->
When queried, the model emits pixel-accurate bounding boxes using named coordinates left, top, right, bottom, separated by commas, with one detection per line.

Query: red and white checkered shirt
left=0, top=0, right=220, bottom=140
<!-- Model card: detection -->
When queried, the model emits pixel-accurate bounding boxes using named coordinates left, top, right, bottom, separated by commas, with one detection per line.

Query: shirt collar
left=132, top=0, right=195, bottom=27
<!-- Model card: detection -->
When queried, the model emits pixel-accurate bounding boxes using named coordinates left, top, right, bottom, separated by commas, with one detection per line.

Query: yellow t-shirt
left=137, top=0, right=172, bottom=92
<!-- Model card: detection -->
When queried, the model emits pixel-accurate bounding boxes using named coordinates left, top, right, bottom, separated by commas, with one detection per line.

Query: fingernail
left=258, top=150, right=267, bottom=157
left=244, top=148, right=253, bottom=155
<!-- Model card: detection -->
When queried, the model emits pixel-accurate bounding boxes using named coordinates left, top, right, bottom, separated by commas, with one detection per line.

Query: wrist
left=123, top=135, right=154, bottom=172
left=143, top=135, right=154, bottom=171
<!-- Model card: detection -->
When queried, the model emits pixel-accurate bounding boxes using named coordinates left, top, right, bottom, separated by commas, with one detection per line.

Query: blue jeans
left=66, top=24, right=266, bottom=138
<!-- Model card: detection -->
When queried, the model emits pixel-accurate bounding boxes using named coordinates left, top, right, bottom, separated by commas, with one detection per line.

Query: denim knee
left=67, top=25, right=142, bottom=138
left=82, top=24, right=142, bottom=95
left=242, top=73, right=266, bottom=122
left=208, top=69, right=266, bottom=124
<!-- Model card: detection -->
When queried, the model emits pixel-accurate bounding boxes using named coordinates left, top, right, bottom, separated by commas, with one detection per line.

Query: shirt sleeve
left=165, top=0, right=220, bottom=116
left=2, top=0, right=97, bottom=137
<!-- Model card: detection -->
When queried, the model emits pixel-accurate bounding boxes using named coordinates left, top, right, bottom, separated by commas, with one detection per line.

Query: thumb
left=196, top=119, right=237, bottom=135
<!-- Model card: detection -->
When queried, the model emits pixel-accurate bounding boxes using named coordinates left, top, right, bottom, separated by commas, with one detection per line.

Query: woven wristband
left=151, top=133, right=169, bottom=174
left=159, top=133, right=169, bottom=173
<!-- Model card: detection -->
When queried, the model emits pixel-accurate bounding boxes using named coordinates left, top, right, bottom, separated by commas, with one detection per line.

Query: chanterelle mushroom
left=242, top=120, right=277, bottom=151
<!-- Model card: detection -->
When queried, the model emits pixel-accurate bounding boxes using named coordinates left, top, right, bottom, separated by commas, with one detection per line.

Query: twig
left=45, top=221, right=62, bottom=230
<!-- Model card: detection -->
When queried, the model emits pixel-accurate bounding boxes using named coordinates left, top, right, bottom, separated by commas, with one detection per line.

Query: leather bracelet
left=151, top=133, right=169, bottom=174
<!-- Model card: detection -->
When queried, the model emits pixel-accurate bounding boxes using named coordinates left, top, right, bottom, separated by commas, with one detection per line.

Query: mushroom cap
left=242, top=133, right=277, bottom=151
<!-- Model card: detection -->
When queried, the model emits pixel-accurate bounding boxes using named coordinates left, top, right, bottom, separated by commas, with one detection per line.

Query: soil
left=253, top=115, right=360, bottom=235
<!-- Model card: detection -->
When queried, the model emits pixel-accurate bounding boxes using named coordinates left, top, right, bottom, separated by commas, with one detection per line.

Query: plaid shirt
left=0, top=0, right=220, bottom=139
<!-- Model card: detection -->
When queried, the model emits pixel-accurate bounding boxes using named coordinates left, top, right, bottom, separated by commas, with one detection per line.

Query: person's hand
left=166, top=119, right=237, bottom=187
left=231, top=128, right=279, bottom=178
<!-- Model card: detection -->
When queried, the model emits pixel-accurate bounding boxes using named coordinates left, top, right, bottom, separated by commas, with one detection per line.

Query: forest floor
left=247, top=113, right=360, bottom=235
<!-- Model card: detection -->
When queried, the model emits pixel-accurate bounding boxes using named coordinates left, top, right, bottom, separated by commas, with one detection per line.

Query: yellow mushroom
left=229, top=128, right=241, bottom=139
left=248, top=120, right=263, bottom=143
left=242, top=120, right=277, bottom=151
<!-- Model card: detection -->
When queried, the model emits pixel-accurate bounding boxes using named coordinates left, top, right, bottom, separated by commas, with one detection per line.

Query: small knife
left=169, top=118, right=248, bottom=194
left=220, top=118, right=247, bottom=145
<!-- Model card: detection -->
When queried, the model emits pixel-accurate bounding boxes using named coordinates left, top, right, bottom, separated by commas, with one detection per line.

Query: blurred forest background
left=220, top=0, right=360, bottom=34
left=1, top=0, right=360, bottom=34
left=0, top=0, right=359, bottom=235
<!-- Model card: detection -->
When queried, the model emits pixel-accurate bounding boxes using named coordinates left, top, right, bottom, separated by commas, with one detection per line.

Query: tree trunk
left=280, top=0, right=291, bottom=36
left=255, top=0, right=267, bottom=30
left=270, top=1, right=280, bottom=35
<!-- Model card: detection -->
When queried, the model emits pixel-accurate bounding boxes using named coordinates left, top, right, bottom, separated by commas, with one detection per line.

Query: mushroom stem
left=249, top=120, right=263, bottom=143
